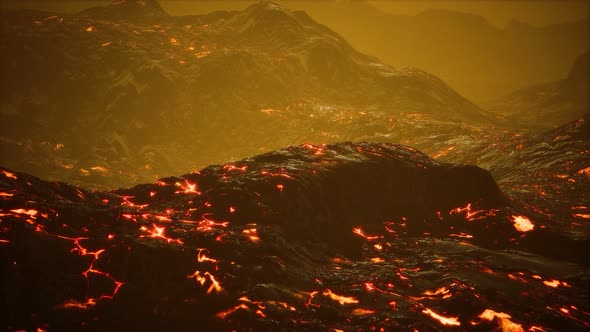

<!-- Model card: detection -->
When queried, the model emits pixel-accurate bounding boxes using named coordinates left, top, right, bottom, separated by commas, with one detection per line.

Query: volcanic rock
left=2, top=142, right=588, bottom=331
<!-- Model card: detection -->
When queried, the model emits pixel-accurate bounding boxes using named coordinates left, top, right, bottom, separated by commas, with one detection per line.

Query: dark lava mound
left=1, top=143, right=589, bottom=331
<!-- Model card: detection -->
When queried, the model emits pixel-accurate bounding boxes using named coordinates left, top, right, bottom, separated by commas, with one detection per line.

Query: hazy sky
left=1, top=1, right=588, bottom=28
left=369, top=1, right=590, bottom=27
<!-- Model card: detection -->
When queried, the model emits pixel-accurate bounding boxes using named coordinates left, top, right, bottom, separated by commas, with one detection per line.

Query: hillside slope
left=0, top=1, right=490, bottom=188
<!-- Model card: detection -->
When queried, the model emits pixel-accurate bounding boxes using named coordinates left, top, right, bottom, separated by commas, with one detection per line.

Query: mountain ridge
left=288, top=0, right=588, bottom=103
left=0, top=0, right=495, bottom=188
left=486, top=52, right=589, bottom=128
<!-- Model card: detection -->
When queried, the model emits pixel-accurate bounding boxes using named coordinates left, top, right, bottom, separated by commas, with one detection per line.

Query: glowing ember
left=542, top=279, right=570, bottom=288
left=175, top=179, right=200, bottom=194
left=53, top=235, right=124, bottom=303
left=351, top=308, right=375, bottom=315
left=449, top=203, right=496, bottom=221
left=303, top=290, right=319, bottom=309
left=139, top=224, right=184, bottom=244
left=223, top=164, right=248, bottom=172
left=577, top=166, right=590, bottom=177
left=449, top=232, right=474, bottom=239
left=216, top=304, right=248, bottom=319
left=423, top=286, right=452, bottom=298
left=118, top=195, right=148, bottom=208
left=190, top=215, right=229, bottom=232
left=255, top=309, right=266, bottom=318
left=422, top=308, right=460, bottom=326
left=121, top=213, right=137, bottom=222
left=60, top=298, right=97, bottom=310
left=322, top=289, right=358, bottom=305
left=242, top=228, right=260, bottom=243
left=331, top=257, right=352, bottom=265
left=154, top=215, right=172, bottom=222
left=0, top=192, right=14, bottom=197
left=276, top=184, right=284, bottom=192
left=90, top=166, right=108, bottom=173
left=2, top=170, right=17, bottom=179
left=10, top=209, right=38, bottom=219
left=352, top=227, right=383, bottom=241
left=511, top=215, right=535, bottom=232
left=302, top=143, right=325, bottom=155
left=187, top=271, right=223, bottom=294
left=197, top=248, right=218, bottom=263
left=476, top=309, right=524, bottom=332
left=364, top=282, right=377, bottom=292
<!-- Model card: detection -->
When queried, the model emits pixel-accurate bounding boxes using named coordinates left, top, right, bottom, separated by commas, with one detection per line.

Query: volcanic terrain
left=0, top=1, right=589, bottom=331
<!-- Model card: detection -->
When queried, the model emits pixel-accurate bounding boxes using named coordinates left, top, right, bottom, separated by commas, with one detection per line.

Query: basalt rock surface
left=1, top=142, right=588, bottom=331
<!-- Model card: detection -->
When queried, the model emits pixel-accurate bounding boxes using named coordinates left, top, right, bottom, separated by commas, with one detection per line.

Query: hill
left=486, top=52, right=589, bottom=128
left=0, top=1, right=490, bottom=188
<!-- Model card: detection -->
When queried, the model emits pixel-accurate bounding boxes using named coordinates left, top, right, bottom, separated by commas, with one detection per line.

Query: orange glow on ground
left=450, top=203, right=497, bottom=221
left=216, top=304, right=248, bottom=319
left=175, top=179, right=200, bottom=194
left=351, top=308, right=375, bottom=315
left=2, top=170, right=17, bottom=179
left=187, top=270, right=223, bottom=294
left=197, top=248, right=218, bottom=264
left=60, top=298, right=97, bottom=310
left=10, top=209, right=38, bottom=218
left=511, top=215, right=535, bottom=232
left=422, top=308, right=460, bottom=326
left=242, top=228, right=260, bottom=243
left=322, top=289, right=359, bottom=305
left=543, top=279, right=570, bottom=288
left=475, top=309, right=524, bottom=332
left=139, top=224, right=184, bottom=244
left=352, top=227, right=383, bottom=241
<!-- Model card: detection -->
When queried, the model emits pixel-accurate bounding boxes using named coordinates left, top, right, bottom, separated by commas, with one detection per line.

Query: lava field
left=1, top=1, right=589, bottom=331
left=1, top=139, right=589, bottom=331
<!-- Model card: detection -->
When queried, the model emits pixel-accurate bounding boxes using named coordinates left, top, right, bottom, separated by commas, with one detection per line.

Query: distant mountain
left=486, top=52, right=589, bottom=128
left=291, top=1, right=589, bottom=103
left=0, top=1, right=490, bottom=187
left=81, top=0, right=168, bottom=21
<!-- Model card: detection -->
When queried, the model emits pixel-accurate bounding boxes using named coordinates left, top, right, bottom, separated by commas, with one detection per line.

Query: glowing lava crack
left=1, top=142, right=589, bottom=331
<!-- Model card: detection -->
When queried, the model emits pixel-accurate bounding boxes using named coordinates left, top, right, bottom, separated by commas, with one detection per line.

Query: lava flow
left=1, top=141, right=588, bottom=331
left=0, top=1, right=588, bottom=330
